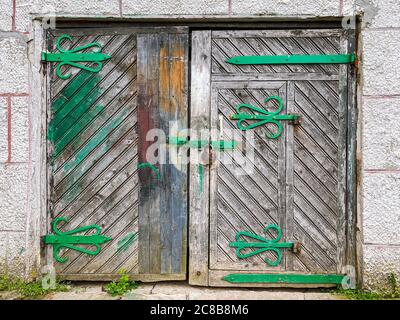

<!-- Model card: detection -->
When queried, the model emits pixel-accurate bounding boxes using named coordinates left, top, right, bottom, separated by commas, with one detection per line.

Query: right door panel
left=189, top=29, right=352, bottom=286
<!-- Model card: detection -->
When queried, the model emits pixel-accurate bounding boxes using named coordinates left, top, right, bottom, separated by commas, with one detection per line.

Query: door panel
left=46, top=27, right=188, bottom=280
left=209, top=81, right=287, bottom=271
left=48, top=31, right=139, bottom=276
left=290, top=80, right=340, bottom=273
left=189, top=29, right=352, bottom=286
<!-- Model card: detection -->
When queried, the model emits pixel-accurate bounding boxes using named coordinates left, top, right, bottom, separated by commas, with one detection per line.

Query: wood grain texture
left=209, top=81, right=287, bottom=271
left=198, top=29, right=354, bottom=285
left=188, top=31, right=212, bottom=286
left=137, top=29, right=189, bottom=276
left=48, top=30, right=139, bottom=276
left=47, top=28, right=188, bottom=280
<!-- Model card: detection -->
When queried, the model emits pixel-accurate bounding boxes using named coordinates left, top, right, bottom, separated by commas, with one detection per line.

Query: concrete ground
left=44, top=281, right=346, bottom=300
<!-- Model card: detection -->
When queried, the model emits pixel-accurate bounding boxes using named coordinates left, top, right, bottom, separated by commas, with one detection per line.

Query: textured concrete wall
left=0, top=0, right=398, bottom=290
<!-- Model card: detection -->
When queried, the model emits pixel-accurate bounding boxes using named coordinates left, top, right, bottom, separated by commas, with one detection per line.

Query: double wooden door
left=45, top=27, right=355, bottom=285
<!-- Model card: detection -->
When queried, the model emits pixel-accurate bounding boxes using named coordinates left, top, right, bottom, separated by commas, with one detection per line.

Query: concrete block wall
left=0, top=0, right=398, bottom=290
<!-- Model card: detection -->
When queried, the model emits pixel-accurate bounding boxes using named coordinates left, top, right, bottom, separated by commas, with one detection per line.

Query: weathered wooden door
left=45, top=27, right=188, bottom=280
left=189, top=29, right=356, bottom=287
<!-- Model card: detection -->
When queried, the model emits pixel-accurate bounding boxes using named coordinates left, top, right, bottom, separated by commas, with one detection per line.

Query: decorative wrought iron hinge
left=42, top=217, right=112, bottom=263
left=226, top=54, right=355, bottom=65
left=42, top=34, right=111, bottom=80
left=229, top=224, right=301, bottom=267
left=230, top=95, right=299, bottom=139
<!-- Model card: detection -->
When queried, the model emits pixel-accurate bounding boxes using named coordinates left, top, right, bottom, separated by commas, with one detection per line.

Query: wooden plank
left=57, top=273, right=186, bottom=282
left=346, top=29, right=358, bottom=281
left=137, top=28, right=189, bottom=278
left=137, top=33, right=161, bottom=274
left=285, top=81, right=295, bottom=271
left=158, top=33, right=172, bottom=274
left=212, top=30, right=344, bottom=38
left=188, top=30, right=211, bottom=286
left=168, top=32, right=189, bottom=274
left=337, top=32, right=349, bottom=274
left=158, top=32, right=189, bottom=275
left=212, top=74, right=340, bottom=82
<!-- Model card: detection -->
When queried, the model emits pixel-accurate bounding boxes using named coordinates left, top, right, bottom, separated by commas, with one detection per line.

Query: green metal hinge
left=42, top=34, right=111, bottom=80
left=223, top=274, right=346, bottom=285
left=42, top=217, right=112, bottom=263
left=230, top=224, right=301, bottom=267
left=226, top=54, right=355, bottom=65
left=231, top=95, right=300, bottom=139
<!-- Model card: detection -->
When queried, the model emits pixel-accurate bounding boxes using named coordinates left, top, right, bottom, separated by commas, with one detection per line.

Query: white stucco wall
left=0, top=0, right=398, bottom=290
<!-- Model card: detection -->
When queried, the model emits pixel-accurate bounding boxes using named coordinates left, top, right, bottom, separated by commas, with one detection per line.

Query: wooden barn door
left=189, top=29, right=356, bottom=287
left=45, top=27, right=188, bottom=281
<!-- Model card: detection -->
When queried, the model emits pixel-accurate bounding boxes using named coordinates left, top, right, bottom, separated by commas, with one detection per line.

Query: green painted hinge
left=231, top=96, right=299, bottom=139
left=226, top=54, right=355, bottom=65
left=42, top=217, right=112, bottom=263
left=223, top=273, right=345, bottom=285
left=42, top=34, right=111, bottom=80
left=230, top=224, right=301, bottom=267
left=167, top=137, right=237, bottom=151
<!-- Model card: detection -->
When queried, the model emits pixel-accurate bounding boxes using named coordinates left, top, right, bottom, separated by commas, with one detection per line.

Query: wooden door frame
left=188, top=28, right=358, bottom=287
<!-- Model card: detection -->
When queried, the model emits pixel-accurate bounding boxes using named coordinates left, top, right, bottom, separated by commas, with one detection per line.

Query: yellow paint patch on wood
left=170, top=40, right=185, bottom=115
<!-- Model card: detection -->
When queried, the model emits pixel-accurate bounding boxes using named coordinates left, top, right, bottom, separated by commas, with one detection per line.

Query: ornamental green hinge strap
left=230, top=224, right=301, bottom=267
left=42, top=34, right=111, bottom=80
left=231, top=95, right=300, bottom=139
left=223, top=274, right=346, bottom=285
left=42, top=217, right=112, bottom=263
left=226, top=54, right=355, bottom=65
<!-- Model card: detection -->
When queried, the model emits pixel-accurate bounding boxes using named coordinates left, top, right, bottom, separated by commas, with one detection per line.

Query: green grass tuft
left=0, top=275, right=69, bottom=299
left=333, top=272, right=400, bottom=300
left=104, top=269, right=139, bottom=297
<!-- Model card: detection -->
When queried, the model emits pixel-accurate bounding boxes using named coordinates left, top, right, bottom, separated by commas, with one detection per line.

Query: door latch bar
left=42, top=217, right=112, bottom=263
left=230, top=95, right=299, bottom=139
left=229, top=224, right=301, bottom=267
left=226, top=53, right=355, bottom=65
left=42, top=34, right=111, bottom=80
left=167, top=137, right=237, bottom=151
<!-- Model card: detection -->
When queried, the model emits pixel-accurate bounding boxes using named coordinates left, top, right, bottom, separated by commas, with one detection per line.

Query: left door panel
left=45, top=28, right=188, bottom=280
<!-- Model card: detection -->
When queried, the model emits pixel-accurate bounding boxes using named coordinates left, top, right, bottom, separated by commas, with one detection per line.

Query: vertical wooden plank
left=337, top=31, right=349, bottom=274
left=285, top=81, right=295, bottom=271
left=208, top=82, right=219, bottom=270
left=278, top=84, right=288, bottom=269
left=346, top=29, right=358, bottom=279
left=169, top=32, right=189, bottom=274
left=159, top=32, right=172, bottom=274
left=189, top=30, right=211, bottom=285
left=137, top=33, right=161, bottom=274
